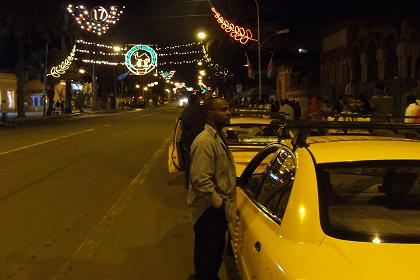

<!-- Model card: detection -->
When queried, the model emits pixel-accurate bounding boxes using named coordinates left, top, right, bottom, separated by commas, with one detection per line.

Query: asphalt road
left=0, top=104, right=239, bottom=280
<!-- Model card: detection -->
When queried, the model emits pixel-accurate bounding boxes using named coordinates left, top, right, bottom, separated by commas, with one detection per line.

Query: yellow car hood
left=296, top=236, right=420, bottom=280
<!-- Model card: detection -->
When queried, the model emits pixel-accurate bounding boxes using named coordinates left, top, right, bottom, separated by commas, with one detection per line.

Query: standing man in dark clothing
left=188, top=97, right=237, bottom=280
left=181, top=94, right=207, bottom=189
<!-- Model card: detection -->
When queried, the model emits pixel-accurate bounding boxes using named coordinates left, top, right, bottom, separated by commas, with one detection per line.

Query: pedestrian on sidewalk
left=1, top=100, right=8, bottom=123
left=55, top=100, right=61, bottom=115
left=188, top=97, right=237, bottom=280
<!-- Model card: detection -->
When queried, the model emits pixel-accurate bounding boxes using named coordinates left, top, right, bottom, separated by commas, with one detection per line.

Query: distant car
left=230, top=121, right=420, bottom=280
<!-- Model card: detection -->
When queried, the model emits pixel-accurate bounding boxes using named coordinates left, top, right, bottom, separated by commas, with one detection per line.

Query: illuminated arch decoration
left=125, top=45, right=158, bottom=75
left=47, top=45, right=76, bottom=78
left=211, top=7, right=257, bottom=45
left=66, top=4, right=125, bottom=36
left=159, top=70, right=176, bottom=80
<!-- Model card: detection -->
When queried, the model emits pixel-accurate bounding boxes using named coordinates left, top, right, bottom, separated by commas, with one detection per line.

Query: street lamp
left=261, top=29, right=289, bottom=47
left=113, top=45, right=122, bottom=52
left=196, top=31, right=207, bottom=41
left=112, top=45, right=122, bottom=109
left=79, top=68, right=95, bottom=108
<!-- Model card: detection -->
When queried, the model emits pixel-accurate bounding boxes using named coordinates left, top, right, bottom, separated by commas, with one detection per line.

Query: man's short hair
left=407, top=95, right=417, bottom=104
left=205, top=97, right=225, bottom=112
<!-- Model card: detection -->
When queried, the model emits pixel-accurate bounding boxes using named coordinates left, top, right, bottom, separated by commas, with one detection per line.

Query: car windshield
left=222, top=123, right=279, bottom=145
left=318, top=161, right=420, bottom=243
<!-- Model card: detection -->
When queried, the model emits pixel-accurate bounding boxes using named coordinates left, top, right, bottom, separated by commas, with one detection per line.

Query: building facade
left=321, top=18, right=420, bottom=115
left=0, top=72, right=17, bottom=110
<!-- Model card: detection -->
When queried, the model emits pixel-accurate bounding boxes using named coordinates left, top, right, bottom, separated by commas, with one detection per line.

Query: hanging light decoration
left=125, top=45, right=158, bottom=75
left=67, top=4, right=125, bottom=35
left=159, top=70, right=176, bottom=80
left=210, top=6, right=257, bottom=45
left=47, top=45, right=77, bottom=78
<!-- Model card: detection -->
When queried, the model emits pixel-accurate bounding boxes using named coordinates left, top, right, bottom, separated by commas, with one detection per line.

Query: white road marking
left=127, top=111, right=160, bottom=121
left=52, top=137, right=171, bottom=279
left=0, top=129, right=95, bottom=155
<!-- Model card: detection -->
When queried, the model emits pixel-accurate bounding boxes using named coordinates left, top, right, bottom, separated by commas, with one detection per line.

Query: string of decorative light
left=201, top=44, right=233, bottom=78
left=210, top=6, right=257, bottom=45
left=75, top=55, right=200, bottom=67
left=76, top=48, right=125, bottom=56
left=159, top=50, right=201, bottom=57
left=47, top=45, right=76, bottom=78
left=67, top=4, right=125, bottom=36
left=74, top=57, right=124, bottom=65
left=160, top=60, right=200, bottom=66
left=76, top=39, right=198, bottom=53
left=156, top=43, right=196, bottom=50
left=75, top=39, right=127, bottom=50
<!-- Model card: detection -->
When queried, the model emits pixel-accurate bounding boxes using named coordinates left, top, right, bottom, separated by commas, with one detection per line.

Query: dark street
left=0, top=104, right=237, bottom=279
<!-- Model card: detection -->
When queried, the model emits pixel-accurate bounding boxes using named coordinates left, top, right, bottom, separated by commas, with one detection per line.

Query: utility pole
left=43, top=41, right=48, bottom=116
left=254, top=0, right=262, bottom=101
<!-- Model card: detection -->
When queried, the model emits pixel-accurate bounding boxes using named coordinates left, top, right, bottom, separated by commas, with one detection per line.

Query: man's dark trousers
left=183, top=146, right=191, bottom=189
left=193, top=205, right=227, bottom=280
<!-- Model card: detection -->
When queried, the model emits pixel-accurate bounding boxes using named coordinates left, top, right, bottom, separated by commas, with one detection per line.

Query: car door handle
left=255, top=241, right=261, bottom=252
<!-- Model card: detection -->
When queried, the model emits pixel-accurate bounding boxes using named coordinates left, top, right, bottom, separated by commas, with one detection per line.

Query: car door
left=168, top=118, right=184, bottom=173
left=233, top=144, right=296, bottom=279
left=231, top=144, right=278, bottom=279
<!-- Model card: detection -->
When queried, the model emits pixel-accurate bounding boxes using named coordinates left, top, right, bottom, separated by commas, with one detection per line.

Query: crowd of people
left=231, top=98, right=302, bottom=120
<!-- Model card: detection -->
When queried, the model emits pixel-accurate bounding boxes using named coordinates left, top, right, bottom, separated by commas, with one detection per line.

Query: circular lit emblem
left=91, top=6, right=108, bottom=22
left=125, top=45, right=158, bottom=75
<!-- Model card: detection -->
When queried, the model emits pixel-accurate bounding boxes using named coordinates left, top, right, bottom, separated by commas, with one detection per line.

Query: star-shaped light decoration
left=159, top=70, right=176, bottom=80
left=67, top=4, right=125, bottom=36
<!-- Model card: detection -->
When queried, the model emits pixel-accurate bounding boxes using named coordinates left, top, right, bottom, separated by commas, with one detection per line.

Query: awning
left=24, top=80, right=43, bottom=93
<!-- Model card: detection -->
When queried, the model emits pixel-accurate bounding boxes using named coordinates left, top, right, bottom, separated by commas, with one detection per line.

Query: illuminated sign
left=91, top=6, right=108, bottom=22
left=125, top=45, right=158, bottom=75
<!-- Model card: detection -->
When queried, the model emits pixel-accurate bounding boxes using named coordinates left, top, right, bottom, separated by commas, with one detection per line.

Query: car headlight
left=179, top=98, right=188, bottom=106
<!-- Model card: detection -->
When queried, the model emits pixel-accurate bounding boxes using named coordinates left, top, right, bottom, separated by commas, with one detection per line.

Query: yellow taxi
left=229, top=121, right=420, bottom=280
left=168, top=108, right=284, bottom=174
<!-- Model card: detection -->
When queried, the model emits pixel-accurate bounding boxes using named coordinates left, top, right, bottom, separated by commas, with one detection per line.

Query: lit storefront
left=0, top=72, right=17, bottom=110
left=24, top=80, right=46, bottom=111
left=53, top=80, right=87, bottom=109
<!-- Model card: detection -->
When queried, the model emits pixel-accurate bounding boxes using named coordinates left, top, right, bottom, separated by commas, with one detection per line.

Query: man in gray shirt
left=188, top=97, right=236, bottom=280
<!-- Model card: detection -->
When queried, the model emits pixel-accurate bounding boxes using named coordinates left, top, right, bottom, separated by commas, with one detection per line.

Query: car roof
left=229, top=116, right=273, bottom=125
left=305, top=135, right=420, bottom=163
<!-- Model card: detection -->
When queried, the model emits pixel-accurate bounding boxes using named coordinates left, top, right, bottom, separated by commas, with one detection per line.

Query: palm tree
left=0, top=0, right=67, bottom=117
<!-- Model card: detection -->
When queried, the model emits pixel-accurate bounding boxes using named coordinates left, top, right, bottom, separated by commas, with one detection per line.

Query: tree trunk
left=47, top=79, right=57, bottom=115
left=16, top=28, right=26, bottom=118
left=65, top=80, right=72, bottom=113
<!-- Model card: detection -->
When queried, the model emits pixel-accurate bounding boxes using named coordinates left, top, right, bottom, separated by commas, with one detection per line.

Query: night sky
left=1, top=0, right=414, bottom=86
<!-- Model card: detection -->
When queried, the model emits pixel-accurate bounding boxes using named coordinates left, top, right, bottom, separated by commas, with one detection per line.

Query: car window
left=318, top=161, right=420, bottom=243
left=242, top=150, right=278, bottom=199
left=256, top=147, right=296, bottom=223
left=222, top=123, right=279, bottom=145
